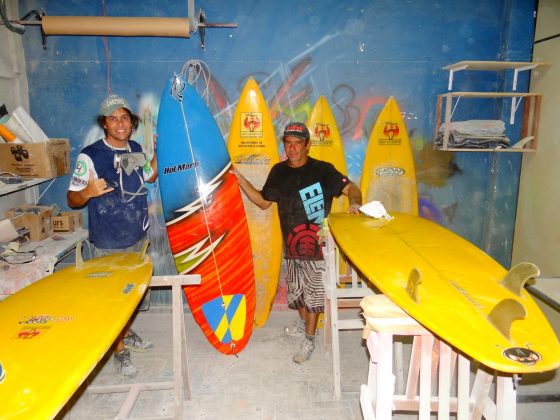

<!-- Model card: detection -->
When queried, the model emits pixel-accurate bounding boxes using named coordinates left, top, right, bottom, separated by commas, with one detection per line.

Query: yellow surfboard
left=0, top=248, right=153, bottom=419
left=307, top=96, right=349, bottom=213
left=227, top=77, right=282, bottom=327
left=360, top=96, right=418, bottom=215
left=329, top=212, right=560, bottom=373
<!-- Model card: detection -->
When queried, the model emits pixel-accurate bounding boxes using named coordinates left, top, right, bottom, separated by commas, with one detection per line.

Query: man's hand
left=85, top=169, right=114, bottom=198
left=349, top=203, right=361, bottom=214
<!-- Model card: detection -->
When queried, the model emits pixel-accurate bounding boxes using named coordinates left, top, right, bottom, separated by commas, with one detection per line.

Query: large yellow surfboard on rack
left=361, top=96, right=418, bottom=215
left=0, top=248, right=153, bottom=419
left=307, top=96, right=349, bottom=213
left=227, top=77, right=282, bottom=327
left=329, top=212, right=560, bottom=373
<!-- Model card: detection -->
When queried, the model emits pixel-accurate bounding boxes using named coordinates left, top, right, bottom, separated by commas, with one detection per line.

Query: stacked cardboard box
left=52, top=211, right=83, bottom=232
left=5, top=205, right=53, bottom=241
left=0, top=138, right=70, bottom=178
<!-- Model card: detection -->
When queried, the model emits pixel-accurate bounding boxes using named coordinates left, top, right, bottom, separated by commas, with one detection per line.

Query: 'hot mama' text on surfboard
left=162, top=160, right=199, bottom=175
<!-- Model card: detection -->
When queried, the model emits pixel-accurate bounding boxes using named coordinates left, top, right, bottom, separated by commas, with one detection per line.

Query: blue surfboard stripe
left=201, top=294, right=244, bottom=344
left=225, top=294, right=243, bottom=323
left=201, top=297, right=224, bottom=333
left=156, top=75, right=230, bottom=222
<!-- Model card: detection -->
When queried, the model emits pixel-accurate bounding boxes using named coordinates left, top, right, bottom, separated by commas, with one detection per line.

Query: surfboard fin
left=406, top=268, right=422, bottom=304
left=140, top=239, right=150, bottom=261
left=500, top=262, right=540, bottom=297
left=75, top=240, right=84, bottom=267
left=487, top=298, right=526, bottom=341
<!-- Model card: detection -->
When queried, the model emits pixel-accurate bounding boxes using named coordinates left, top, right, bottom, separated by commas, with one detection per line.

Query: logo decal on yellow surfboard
left=122, top=283, right=135, bottom=294
left=380, top=122, right=401, bottom=143
left=311, top=122, right=332, bottom=145
left=18, top=315, right=74, bottom=325
left=202, top=294, right=246, bottom=343
left=240, top=112, right=262, bottom=137
left=0, top=362, right=4, bottom=383
left=17, top=327, right=48, bottom=340
left=503, top=347, right=541, bottom=365
left=376, top=167, right=405, bottom=177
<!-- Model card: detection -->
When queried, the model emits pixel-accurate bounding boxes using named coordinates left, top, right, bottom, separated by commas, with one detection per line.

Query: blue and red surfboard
left=156, top=74, right=255, bottom=354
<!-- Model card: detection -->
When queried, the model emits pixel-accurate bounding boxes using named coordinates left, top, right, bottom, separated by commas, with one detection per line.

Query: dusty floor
left=58, top=304, right=560, bottom=419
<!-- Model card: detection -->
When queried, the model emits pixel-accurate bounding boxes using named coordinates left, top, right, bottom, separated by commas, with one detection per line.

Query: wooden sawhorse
left=88, top=274, right=200, bottom=420
left=360, top=294, right=517, bottom=420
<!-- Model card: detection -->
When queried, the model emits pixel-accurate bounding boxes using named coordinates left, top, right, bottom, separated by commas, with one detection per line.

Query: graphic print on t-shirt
left=286, top=223, right=321, bottom=259
left=286, top=182, right=325, bottom=259
left=299, top=182, right=324, bottom=224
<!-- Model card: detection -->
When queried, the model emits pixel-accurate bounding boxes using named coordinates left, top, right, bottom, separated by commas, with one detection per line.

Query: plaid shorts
left=285, top=258, right=325, bottom=313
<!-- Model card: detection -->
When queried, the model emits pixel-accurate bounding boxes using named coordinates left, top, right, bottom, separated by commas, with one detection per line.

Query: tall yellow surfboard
left=329, top=212, right=560, bottom=373
left=0, top=249, right=153, bottom=419
left=227, top=77, right=282, bottom=327
left=307, top=96, right=349, bottom=213
left=361, top=96, right=418, bottom=215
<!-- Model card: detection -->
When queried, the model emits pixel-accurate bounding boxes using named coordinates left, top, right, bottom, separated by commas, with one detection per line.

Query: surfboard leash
left=175, top=75, right=235, bottom=351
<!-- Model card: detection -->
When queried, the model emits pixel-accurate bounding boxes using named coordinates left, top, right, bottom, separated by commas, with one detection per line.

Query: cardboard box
left=52, top=211, right=83, bottom=232
left=0, top=138, right=70, bottom=178
left=5, top=205, right=53, bottom=241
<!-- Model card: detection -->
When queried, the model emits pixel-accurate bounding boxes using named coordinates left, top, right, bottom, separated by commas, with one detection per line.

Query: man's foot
left=114, top=349, right=137, bottom=378
left=285, top=319, right=306, bottom=337
left=123, top=329, right=154, bottom=352
left=285, top=319, right=319, bottom=337
left=293, top=335, right=315, bottom=364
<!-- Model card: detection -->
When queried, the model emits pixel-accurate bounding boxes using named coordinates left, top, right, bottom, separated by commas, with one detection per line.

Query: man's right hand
left=85, top=169, right=114, bottom=198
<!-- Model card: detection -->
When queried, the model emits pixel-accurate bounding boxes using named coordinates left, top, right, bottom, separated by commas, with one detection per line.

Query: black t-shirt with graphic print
left=261, top=157, right=351, bottom=260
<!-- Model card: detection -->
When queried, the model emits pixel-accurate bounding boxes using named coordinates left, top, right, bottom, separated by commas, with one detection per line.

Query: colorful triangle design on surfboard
left=202, top=294, right=247, bottom=343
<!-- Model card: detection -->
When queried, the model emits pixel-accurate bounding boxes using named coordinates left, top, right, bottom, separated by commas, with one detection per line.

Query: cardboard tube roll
left=42, top=16, right=190, bottom=37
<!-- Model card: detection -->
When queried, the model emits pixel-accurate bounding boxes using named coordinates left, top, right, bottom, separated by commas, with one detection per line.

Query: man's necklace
left=106, top=138, right=131, bottom=152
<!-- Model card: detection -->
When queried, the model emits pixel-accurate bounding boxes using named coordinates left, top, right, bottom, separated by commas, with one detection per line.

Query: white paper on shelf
left=13, top=106, right=49, bottom=142
left=0, top=219, right=19, bottom=242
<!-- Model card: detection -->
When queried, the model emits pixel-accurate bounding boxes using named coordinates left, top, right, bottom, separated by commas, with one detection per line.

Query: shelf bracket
left=510, top=96, right=523, bottom=125
left=512, top=64, right=537, bottom=91
left=447, top=65, right=468, bottom=90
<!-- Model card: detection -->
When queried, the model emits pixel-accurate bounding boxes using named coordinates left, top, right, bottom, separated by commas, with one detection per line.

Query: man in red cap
left=233, top=121, right=362, bottom=363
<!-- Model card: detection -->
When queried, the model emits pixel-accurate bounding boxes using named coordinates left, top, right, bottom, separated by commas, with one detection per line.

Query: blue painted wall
left=19, top=0, right=536, bottom=271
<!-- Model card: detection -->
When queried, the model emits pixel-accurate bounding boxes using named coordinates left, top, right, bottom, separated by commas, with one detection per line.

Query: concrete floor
left=58, top=305, right=560, bottom=420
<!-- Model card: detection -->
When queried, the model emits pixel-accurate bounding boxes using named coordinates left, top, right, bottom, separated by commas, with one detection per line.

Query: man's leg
left=284, top=260, right=308, bottom=336
left=304, top=309, right=320, bottom=336
left=293, top=260, right=324, bottom=364
left=293, top=309, right=319, bottom=364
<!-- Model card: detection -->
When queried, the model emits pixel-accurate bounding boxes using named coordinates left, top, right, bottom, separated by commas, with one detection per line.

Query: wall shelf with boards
left=435, top=92, right=542, bottom=152
left=435, top=61, right=549, bottom=152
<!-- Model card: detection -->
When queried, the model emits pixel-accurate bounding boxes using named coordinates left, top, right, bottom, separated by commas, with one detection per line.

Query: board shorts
left=285, top=258, right=325, bottom=313
left=90, top=236, right=146, bottom=257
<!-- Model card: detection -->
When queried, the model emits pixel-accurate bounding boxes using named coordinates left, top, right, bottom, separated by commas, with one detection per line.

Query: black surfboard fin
left=487, top=298, right=526, bottom=340
left=500, top=262, right=540, bottom=296
left=406, top=268, right=422, bottom=303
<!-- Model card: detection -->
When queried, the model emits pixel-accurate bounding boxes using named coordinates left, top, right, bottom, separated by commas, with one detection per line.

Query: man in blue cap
left=68, top=94, right=158, bottom=377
